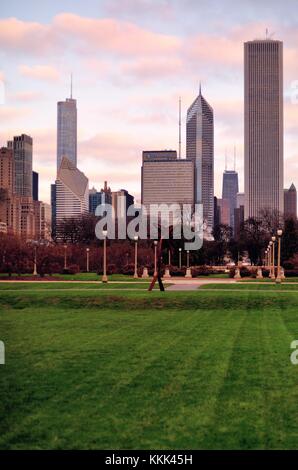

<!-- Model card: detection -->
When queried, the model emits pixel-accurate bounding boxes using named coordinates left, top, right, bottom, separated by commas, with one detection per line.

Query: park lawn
left=239, top=277, right=298, bottom=283
left=0, top=290, right=298, bottom=450
left=199, top=283, right=298, bottom=291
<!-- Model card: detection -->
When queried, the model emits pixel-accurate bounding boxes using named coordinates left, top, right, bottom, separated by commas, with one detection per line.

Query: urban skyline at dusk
left=1, top=0, right=298, bottom=204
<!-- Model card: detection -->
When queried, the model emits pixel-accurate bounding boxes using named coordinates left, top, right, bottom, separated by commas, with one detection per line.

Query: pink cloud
left=19, top=64, right=60, bottom=81
left=53, top=13, right=180, bottom=57
left=0, top=17, right=51, bottom=54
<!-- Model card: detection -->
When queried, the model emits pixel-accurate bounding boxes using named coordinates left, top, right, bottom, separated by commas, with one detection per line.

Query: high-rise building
left=34, top=201, right=52, bottom=240
left=284, top=184, right=297, bottom=220
left=213, top=196, right=220, bottom=228
left=112, top=189, right=134, bottom=220
left=57, top=92, right=77, bottom=172
left=0, top=147, right=15, bottom=232
left=244, top=39, right=284, bottom=219
left=234, top=192, right=245, bottom=240
left=217, top=198, right=230, bottom=226
left=32, top=171, right=39, bottom=201
left=89, top=181, right=112, bottom=214
left=237, top=192, right=245, bottom=209
left=0, top=147, right=14, bottom=196
left=8, top=134, right=33, bottom=198
left=234, top=206, right=245, bottom=240
left=186, top=87, right=214, bottom=230
left=141, top=150, right=194, bottom=222
left=51, top=183, right=57, bottom=239
left=222, top=170, right=239, bottom=232
left=55, top=157, right=89, bottom=229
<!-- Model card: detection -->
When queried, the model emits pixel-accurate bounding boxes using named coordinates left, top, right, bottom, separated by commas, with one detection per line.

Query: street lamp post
left=187, top=250, right=190, bottom=269
left=179, top=248, right=182, bottom=269
left=102, top=230, right=108, bottom=283
left=63, top=244, right=68, bottom=270
left=264, top=250, right=267, bottom=268
left=168, top=249, right=171, bottom=267
left=154, top=241, right=158, bottom=276
left=86, top=248, right=90, bottom=273
left=276, top=229, right=283, bottom=284
left=269, top=242, right=273, bottom=278
left=33, top=244, right=37, bottom=276
left=271, top=236, right=276, bottom=280
left=134, top=235, right=139, bottom=279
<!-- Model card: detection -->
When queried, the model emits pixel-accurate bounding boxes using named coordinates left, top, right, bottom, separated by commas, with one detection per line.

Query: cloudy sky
left=0, top=0, right=298, bottom=203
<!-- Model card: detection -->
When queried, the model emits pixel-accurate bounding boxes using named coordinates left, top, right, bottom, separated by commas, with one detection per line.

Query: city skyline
left=0, top=1, right=298, bottom=204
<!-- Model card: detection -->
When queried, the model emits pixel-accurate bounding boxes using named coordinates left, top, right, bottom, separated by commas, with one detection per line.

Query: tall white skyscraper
left=57, top=82, right=77, bottom=172
left=186, top=87, right=214, bottom=230
left=55, top=157, right=89, bottom=227
left=244, top=39, right=284, bottom=219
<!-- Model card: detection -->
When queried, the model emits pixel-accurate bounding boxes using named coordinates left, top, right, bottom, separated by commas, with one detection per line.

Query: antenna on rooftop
left=225, top=148, right=227, bottom=171
left=234, top=145, right=236, bottom=171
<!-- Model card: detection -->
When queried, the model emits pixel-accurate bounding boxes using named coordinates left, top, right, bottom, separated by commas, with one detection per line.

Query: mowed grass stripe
left=1, top=291, right=298, bottom=449
left=199, top=283, right=298, bottom=291
left=141, top=308, right=246, bottom=449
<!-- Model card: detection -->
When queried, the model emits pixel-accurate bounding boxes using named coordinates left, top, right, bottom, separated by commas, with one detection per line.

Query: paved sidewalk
left=165, top=278, right=237, bottom=291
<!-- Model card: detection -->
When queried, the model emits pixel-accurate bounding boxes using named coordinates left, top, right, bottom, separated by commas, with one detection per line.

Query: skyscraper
left=186, top=86, right=214, bottom=230
left=244, top=39, right=284, bottom=219
left=55, top=157, right=89, bottom=229
left=57, top=85, right=77, bottom=172
left=32, top=171, right=39, bottom=201
left=8, top=134, right=33, bottom=198
left=89, top=182, right=112, bottom=214
left=222, top=170, right=239, bottom=232
left=284, top=184, right=297, bottom=220
left=141, top=150, right=194, bottom=219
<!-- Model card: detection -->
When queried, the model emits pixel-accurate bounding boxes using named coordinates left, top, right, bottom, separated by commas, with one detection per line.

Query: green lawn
left=239, top=277, right=298, bottom=283
left=200, top=283, right=298, bottom=291
left=0, top=290, right=298, bottom=450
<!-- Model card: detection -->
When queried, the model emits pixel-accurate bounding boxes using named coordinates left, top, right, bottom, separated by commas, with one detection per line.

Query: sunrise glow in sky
left=1, top=0, right=298, bottom=203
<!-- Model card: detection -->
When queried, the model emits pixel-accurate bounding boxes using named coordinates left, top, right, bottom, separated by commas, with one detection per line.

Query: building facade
left=222, top=170, right=239, bottom=232
left=284, top=184, right=297, bottom=220
left=55, top=157, right=89, bottom=230
left=217, top=198, right=230, bottom=226
left=244, top=39, right=284, bottom=219
left=32, top=171, right=39, bottom=201
left=186, top=88, right=214, bottom=230
left=8, top=134, right=33, bottom=198
left=89, top=181, right=112, bottom=214
left=141, top=150, right=194, bottom=224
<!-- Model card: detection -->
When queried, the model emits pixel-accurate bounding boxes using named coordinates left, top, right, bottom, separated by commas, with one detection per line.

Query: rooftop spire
left=199, top=81, right=202, bottom=96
